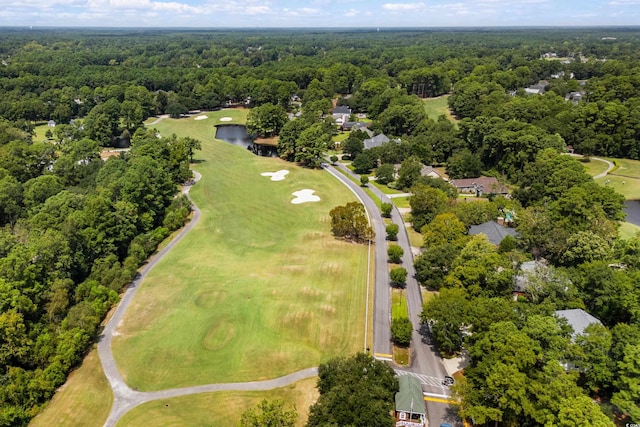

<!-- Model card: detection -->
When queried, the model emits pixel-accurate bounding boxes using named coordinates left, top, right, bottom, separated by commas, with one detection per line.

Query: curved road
left=592, top=157, right=615, bottom=179
left=97, top=171, right=317, bottom=426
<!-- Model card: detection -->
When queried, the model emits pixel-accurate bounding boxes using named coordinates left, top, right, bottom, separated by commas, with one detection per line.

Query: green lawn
left=582, top=158, right=610, bottom=177
left=607, top=157, right=640, bottom=179
left=406, top=226, right=423, bottom=248
left=116, top=377, right=317, bottom=427
left=392, top=196, right=410, bottom=209
left=29, top=348, right=112, bottom=427
left=421, top=95, right=457, bottom=123
left=391, top=289, right=408, bottom=320
left=595, top=174, right=640, bottom=201
left=112, top=109, right=368, bottom=391
left=371, top=181, right=406, bottom=196
left=619, top=221, right=640, bottom=240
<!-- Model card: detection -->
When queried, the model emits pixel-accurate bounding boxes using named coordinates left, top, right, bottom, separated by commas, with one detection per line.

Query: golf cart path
left=592, top=157, right=615, bottom=179
left=97, top=170, right=317, bottom=426
left=146, top=114, right=169, bottom=125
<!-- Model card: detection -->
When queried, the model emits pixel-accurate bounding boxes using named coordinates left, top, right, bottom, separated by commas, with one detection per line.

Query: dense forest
left=1, top=27, right=640, bottom=425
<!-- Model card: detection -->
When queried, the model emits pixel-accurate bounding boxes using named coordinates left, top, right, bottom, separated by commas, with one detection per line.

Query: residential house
left=340, top=121, right=373, bottom=137
left=363, top=133, right=390, bottom=150
left=555, top=309, right=602, bottom=341
left=449, top=176, right=508, bottom=196
left=420, top=165, right=446, bottom=180
left=468, top=220, right=519, bottom=246
left=394, top=375, right=426, bottom=427
left=332, top=105, right=352, bottom=125
left=565, top=91, right=585, bottom=105
left=513, top=260, right=544, bottom=300
left=524, top=80, right=549, bottom=95
left=47, top=120, right=56, bottom=127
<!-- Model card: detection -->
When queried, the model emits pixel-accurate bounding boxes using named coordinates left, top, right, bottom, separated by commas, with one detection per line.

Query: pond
left=214, top=124, right=277, bottom=157
left=624, top=200, right=640, bottom=227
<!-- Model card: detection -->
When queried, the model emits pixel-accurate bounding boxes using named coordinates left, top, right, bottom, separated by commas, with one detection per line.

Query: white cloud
left=344, top=8, right=358, bottom=16
left=283, top=7, right=322, bottom=17
left=382, top=2, right=425, bottom=11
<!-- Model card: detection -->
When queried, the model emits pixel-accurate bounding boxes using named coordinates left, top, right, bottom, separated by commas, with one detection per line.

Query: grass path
left=112, top=111, right=368, bottom=391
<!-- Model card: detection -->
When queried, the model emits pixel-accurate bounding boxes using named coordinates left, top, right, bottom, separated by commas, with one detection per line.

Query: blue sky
left=1, top=0, right=639, bottom=28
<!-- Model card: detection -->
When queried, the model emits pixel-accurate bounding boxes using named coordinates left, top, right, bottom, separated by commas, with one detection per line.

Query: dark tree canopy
left=308, top=353, right=399, bottom=427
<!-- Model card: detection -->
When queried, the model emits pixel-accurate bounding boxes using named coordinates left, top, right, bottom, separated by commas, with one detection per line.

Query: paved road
left=323, top=164, right=392, bottom=359
left=331, top=163, right=455, bottom=426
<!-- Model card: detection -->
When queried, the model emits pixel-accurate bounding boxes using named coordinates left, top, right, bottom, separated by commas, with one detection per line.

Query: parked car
left=442, top=376, right=454, bottom=386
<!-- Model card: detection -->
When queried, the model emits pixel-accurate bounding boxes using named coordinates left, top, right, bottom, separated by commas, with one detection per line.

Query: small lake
left=624, top=200, right=640, bottom=226
left=214, top=124, right=277, bottom=157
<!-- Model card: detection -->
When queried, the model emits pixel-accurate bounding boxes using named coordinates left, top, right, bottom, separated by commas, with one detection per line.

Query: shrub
left=386, top=223, right=399, bottom=241
left=391, top=317, right=413, bottom=346
left=390, top=267, right=408, bottom=287
left=388, top=244, right=404, bottom=263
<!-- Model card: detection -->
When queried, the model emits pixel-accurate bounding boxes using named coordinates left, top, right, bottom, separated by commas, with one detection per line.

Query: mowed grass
left=582, top=158, right=610, bottom=177
left=29, top=347, right=112, bottom=427
left=619, top=221, right=640, bottom=240
left=422, top=95, right=457, bottom=123
left=112, top=109, right=368, bottom=391
left=116, top=377, right=318, bottom=427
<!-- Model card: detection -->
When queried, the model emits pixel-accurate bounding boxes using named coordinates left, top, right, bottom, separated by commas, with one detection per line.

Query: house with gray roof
left=363, top=133, right=390, bottom=150
left=555, top=309, right=602, bottom=341
left=468, top=220, right=519, bottom=246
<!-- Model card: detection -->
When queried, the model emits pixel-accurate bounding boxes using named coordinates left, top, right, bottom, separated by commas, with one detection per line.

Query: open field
left=112, top=110, right=368, bottom=391
left=422, top=96, right=457, bottom=123
left=29, top=347, right=112, bottom=427
left=595, top=174, right=640, bottom=201
left=116, top=377, right=318, bottom=427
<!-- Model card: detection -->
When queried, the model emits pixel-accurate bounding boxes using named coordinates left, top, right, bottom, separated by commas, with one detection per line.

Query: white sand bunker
left=291, top=189, right=320, bottom=204
left=194, top=115, right=208, bottom=121
left=219, top=117, right=232, bottom=122
left=261, top=170, right=290, bottom=181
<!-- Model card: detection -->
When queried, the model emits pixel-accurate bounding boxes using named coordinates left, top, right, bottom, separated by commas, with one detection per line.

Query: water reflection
left=214, top=125, right=277, bottom=157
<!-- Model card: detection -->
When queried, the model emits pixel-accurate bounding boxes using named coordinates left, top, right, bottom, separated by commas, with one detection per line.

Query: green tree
left=239, top=399, right=297, bottom=427
left=421, top=287, right=470, bottom=355
left=360, top=175, right=369, bottom=187
left=277, top=118, right=310, bottom=161
left=390, top=267, right=408, bottom=288
left=612, top=344, right=640, bottom=422
left=396, top=156, right=422, bottom=191
left=388, top=244, right=404, bottom=263
left=246, top=103, right=287, bottom=138
left=421, top=212, right=467, bottom=249
left=308, top=353, right=398, bottom=427
left=375, top=163, right=395, bottom=185
left=342, top=130, right=367, bottom=159
left=391, top=317, right=413, bottom=346
left=570, top=323, right=613, bottom=393
left=295, top=123, right=331, bottom=168
left=410, top=185, right=449, bottom=231
left=329, top=202, right=373, bottom=243
left=380, top=202, right=393, bottom=218
left=446, top=149, right=483, bottom=179
left=352, top=150, right=376, bottom=174
left=386, top=223, right=399, bottom=241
